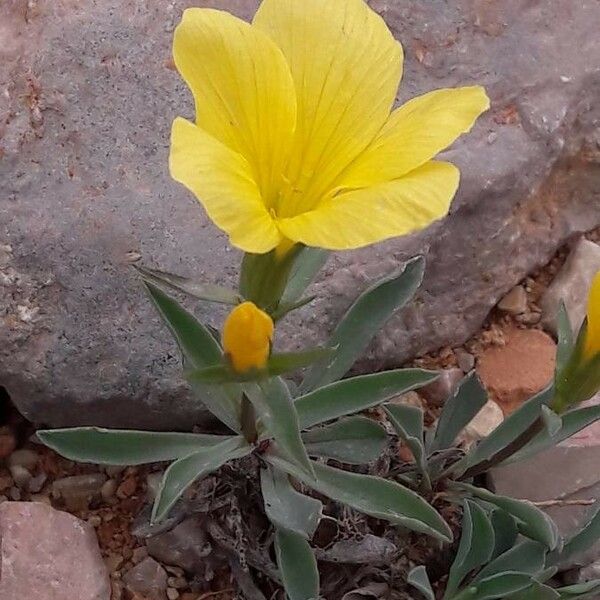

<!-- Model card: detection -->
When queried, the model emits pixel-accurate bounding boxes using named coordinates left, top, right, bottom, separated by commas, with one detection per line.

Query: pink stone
left=0, top=501, right=110, bottom=599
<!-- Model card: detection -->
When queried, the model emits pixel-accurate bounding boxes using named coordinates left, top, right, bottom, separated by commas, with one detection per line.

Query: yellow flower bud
left=582, top=271, right=600, bottom=361
left=222, top=302, right=274, bottom=373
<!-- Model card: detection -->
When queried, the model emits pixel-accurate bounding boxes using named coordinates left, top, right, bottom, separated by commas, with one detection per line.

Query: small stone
left=131, top=546, right=148, bottom=564
left=9, top=486, right=21, bottom=501
left=101, top=478, right=118, bottom=501
left=387, top=390, right=424, bottom=409
left=53, top=473, right=107, bottom=511
left=105, top=465, right=125, bottom=478
left=29, top=493, right=51, bottom=505
left=542, top=239, right=600, bottom=334
left=167, top=576, right=188, bottom=589
left=7, top=448, right=39, bottom=470
left=477, top=327, right=555, bottom=414
left=27, top=472, right=47, bottom=493
left=9, top=465, right=32, bottom=489
left=88, top=514, right=102, bottom=528
left=167, top=588, right=180, bottom=600
left=420, top=368, right=464, bottom=407
left=116, top=475, right=137, bottom=499
left=455, top=348, right=476, bottom=373
left=497, top=285, right=528, bottom=315
left=457, top=400, right=504, bottom=449
left=147, top=517, right=210, bottom=574
left=111, top=580, right=124, bottom=600
left=0, top=495, right=7, bottom=503
left=123, top=557, right=168, bottom=600
left=0, top=428, right=17, bottom=460
left=0, top=502, right=110, bottom=598
left=164, top=565, right=185, bottom=577
left=105, top=553, right=124, bottom=573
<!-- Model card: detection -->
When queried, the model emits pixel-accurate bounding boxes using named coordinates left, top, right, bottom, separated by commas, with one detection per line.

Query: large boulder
left=2, top=0, right=600, bottom=429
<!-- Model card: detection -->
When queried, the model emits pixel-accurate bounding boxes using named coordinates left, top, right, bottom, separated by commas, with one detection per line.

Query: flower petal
left=170, top=117, right=282, bottom=253
left=339, top=87, right=489, bottom=189
left=173, top=8, right=296, bottom=204
left=276, top=161, right=459, bottom=250
left=584, top=272, right=600, bottom=360
left=253, top=0, right=403, bottom=217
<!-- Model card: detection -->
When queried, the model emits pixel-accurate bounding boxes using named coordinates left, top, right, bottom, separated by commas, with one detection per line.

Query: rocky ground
left=1, top=233, right=600, bottom=599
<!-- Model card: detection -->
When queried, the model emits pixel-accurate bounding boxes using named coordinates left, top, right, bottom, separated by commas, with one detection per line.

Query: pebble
left=420, top=368, right=464, bottom=406
left=116, top=475, right=137, bottom=499
left=8, top=448, right=39, bottom=470
left=29, top=493, right=51, bottom=505
left=105, top=465, right=125, bottom=478
left=455, top=348, right=475, bottom=373
left=101, top=478, right=118, bottom=501
left=9, top=486, right=21, bottom=500
left=167, top=576, right=188, bottom=589
left=146, top=471, right=163, bottom=501
left=52, top=473, right=107, bottom=511
left=87, top=514, right=102, bottom=528
left=9, top=465, right=32, bottom=489
left=165, top=565, right=185, bottom=578
left=167, top=588, right=180, bottom=600
left=27, top=472, right=47, bottom=493
left=458, top=400, right=504, bottom=448
left=105, top=553, right=124, bottom=573
left=497, top=285, right=528, bottom=315
left=123, top=557, right=168, bottom=600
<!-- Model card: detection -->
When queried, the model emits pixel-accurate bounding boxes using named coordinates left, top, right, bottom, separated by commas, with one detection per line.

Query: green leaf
left=247, top=378, right=315, bottom=480
left=152, top=436, right=251, bottom=523
left=456, top=483, right=559, bottom=550
left=432, top=373, right=488, bottom=452
left=300, top=256, right=425, bottom=392
left=37, top=427, right=231, bottom=465
left=275, top=528, right=319, bottom=600
left=507, top=583, right=560, bottom=600
left=302, top=417, right=387, bottom=464
left=295, top=369, right=438, bottom=429
left=507, top=404, right=600, bottom=464
left=489, top=509, right=519, bottom=559
left=266, top=452, right=452, bottom=543
left=280, top=247, right=329, bottom=307
left=454, top=386, right=552, bottom=476
left=134, top=264, right=240, bottom=305
left=556, top=301, right=575, bottom=373
left=267, top=348, right=336, bottom=376
left=475, top=540, right=546, bottom=581
left=541, top=406, right=562, bottom=437
left=462, top=572, right=538, bottom=600
left=385, top=404, right=430, bottom=487
left=261, top=466, right=322, bottom=539
left=272, top=295, right=317, bottom=321
left=408, top=566, right=435, bottom=600
left=143, top=281, right=241, bottom=432
left=557, top=581, right=600, bottom=599
left=559, top=500, right=600, bottom=565
left=444, top=500, right=495, bottom=599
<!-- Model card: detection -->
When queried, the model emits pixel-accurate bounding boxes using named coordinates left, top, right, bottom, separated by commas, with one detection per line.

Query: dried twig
left=529, top=498, right=596, bottom=508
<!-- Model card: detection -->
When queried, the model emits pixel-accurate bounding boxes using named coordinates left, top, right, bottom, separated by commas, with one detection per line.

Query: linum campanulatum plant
left=39, top=0, right=600, bottom=598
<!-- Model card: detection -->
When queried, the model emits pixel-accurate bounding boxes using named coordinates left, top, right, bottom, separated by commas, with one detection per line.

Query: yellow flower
left=169, top=0, right=489, bottom=253
left=582, top=271, right=600, bottom=361
left=222, top=302, right=274, bottom=373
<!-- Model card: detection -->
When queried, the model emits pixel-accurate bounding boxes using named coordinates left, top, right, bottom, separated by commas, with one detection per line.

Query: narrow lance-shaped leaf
left=279, top=246, right=329, bottom=308
left=489, top=509, right=519, bottom=560
left=385, top=404, right=430, bottom=487
left=444, top=500, right=495, bottom=599
left=300, top=256, right=425, bottom=392
left=408, top=566, right=435, bottom=600
left=152, top=436, right=251, bottom=523
left=266, top=451, right=452, bottom=543
left=247, top=378, right=315, bottom=480
left=143, top=281, right=241, bottom=432
left=134, top=264, right=241, bottom=305
left=556, top=301, right=575, bottom=373
left=455, top=572, right=538, bottom=600
left=432, top=372, right=488, bottom=452
left=296, top=368, right=438, bottom=429
left=261, top=466, right=322, bottom=539
left=454, top=482, right=559, bottom=550
left=507, top=403, right=600, bottom=464
left=556, top=581, right=600, bottom=599
left=474, top=540, right=547, bottom=582
left=275, top=528, right=319, bottom=600
left=302, top=416, right=387, bottom=465
left=507, top=583, right=560, bottom=600
left=37, top=427, right=232, bottom=465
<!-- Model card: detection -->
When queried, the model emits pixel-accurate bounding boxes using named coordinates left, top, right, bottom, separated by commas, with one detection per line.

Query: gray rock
left=123, top=557, right=168, bottom=600
left=7, top=448, right=39, bottom=470
left=0, top=502, right=110, bottom=599
left=455, top=348, right=476, bottom=373
left=146, top=517, right=212, bottom=574
left=542, top=239, right=600, bottom=335
left=492, top=398, right=600, bottom=569
left=2, top=1, right=600, bottom=428
left=420, top=368, right=464, bottom=407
